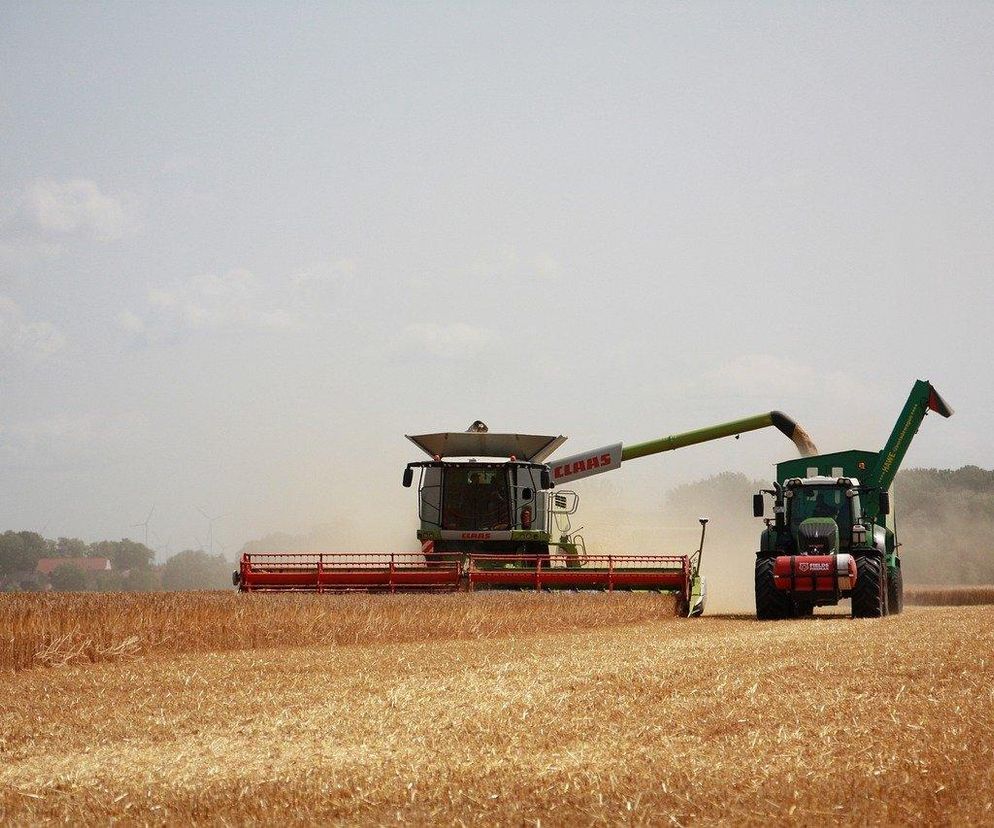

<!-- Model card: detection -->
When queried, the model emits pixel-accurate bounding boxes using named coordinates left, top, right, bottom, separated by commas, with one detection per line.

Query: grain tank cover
left=406, top=432, right=567, bottom=461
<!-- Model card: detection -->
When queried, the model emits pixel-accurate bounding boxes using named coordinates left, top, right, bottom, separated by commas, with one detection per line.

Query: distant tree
left=664, top=472, right=766, bottom=529
left=49, top=563, right=88, bottom=591
left=92, top=570, right=124, bottom=592
left=55, top=537, right=90, bottom=558
left=89, top=539, right=155, bottom=571
left=123, top=567, right=161, bottom=592
left=161, top=550, right=232, bottom=591
left=0, top=531, right=49, bottom=575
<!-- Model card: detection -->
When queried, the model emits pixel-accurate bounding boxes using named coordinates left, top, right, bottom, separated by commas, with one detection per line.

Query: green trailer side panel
left=776, top=450, right=880, bottom=486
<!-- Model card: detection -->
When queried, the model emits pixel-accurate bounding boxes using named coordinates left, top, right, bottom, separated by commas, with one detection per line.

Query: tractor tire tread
left=852, top=554, right=886, bottom=618
left=755, top=556, right=792, bottom=620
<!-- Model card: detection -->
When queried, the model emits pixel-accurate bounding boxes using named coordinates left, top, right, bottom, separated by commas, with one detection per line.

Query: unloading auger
left=236, top=411, right=818, bottom=616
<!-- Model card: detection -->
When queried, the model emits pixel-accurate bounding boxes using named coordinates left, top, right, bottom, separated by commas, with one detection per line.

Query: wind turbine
left=197, top=507, right=228, bottom=556
left=150, top=529, right=172, bottom=564
left=130, top=505, right=155, bottom=548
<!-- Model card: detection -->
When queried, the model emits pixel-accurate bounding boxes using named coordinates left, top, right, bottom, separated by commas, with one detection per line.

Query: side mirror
left=540, top=469, right=552, bottom=490
left=522, top=487, right=533, bottom=501
left=402, top=467, right=414, bottom=488
left=753, top=494, right=765, bottom=518
left=878, top=491, right=890, bottom=515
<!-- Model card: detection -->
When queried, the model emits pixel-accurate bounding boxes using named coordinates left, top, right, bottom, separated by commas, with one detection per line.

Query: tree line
left=0, top=533, right=234, bottom=592
left=3, top=465, right=990, bottom=592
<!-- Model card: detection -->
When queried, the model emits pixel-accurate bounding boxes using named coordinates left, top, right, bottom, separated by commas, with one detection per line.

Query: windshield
left=788, top=485, right=852, bottom=532
left=441, top=466, right=511, bottom=530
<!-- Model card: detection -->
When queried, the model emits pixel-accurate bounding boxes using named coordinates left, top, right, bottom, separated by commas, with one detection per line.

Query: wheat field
left=1, top=593, right=993, bottom=825
left=905, top=585, right=994, bottom=606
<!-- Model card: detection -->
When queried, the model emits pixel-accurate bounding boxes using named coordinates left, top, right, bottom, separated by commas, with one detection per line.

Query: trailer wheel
left=793, top=601, right=815, bottom=618
left=755, top=557, right=791, bottom=620
left=887, top=564, right=904, bottom=614
left=852, top=555, right=886, bottom=618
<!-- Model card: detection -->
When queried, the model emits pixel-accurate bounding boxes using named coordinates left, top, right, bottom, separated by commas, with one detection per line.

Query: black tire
left=755, top=557, right=792, bottom=620
left=852, top=555, right=886, bottom=618
left=887, top=564, right=904, bottom=614
left=794, top=601, right=815, bottom=618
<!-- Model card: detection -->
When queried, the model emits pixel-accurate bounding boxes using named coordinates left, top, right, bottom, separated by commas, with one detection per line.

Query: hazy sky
left=2, top=3, right=992, bottom=557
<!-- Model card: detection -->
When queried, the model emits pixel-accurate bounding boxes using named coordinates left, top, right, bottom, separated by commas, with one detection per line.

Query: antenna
left=197, top=507, right=229, bottom=557
left=130, top=504, right=155, bottom=548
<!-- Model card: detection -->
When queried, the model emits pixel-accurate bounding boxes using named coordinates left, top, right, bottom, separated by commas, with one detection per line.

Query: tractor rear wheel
left=887, top=564, right=904, bottom=614
left=755, top=557, right=791, bottom=620
left=852, top=555, right=887, bottom=618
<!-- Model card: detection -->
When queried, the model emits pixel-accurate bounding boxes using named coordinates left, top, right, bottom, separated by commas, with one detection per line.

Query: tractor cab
left=783, top=476, right=862, bottom=553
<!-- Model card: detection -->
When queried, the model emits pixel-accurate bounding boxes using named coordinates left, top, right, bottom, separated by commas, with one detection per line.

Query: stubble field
left=1, top=592, right=993, bottom=825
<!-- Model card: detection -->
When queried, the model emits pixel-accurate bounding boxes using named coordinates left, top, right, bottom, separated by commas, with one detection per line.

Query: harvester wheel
left=755, top=557, right=791, bottom=620
left=852, top=555, right=886, bottom=618
left=887, top=564, right=904, bottom=614
left=793, top=601, right=815, bottom=618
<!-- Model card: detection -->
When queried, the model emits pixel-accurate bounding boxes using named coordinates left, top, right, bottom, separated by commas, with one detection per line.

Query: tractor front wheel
left=852, top=555, right=887, bottom=618
left=755, top=557, right=791, bottom=620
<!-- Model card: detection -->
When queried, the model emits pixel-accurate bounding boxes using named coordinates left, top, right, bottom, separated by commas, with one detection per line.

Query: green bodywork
left=621, top=411, right=804, bottom=461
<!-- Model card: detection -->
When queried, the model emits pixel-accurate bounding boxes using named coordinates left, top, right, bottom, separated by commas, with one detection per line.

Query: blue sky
left=2, top=3, right=992, bottom=555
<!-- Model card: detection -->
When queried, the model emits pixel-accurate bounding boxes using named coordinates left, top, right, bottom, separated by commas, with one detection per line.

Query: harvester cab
left=753, top=380, right=953, bottom=620
left=402, top=428, right=563, bottom=563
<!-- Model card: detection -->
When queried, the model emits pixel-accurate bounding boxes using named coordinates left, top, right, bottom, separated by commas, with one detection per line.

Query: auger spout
left=551, top=411, right=818, bottom=485
left=621, top=411, right=818, bottom=462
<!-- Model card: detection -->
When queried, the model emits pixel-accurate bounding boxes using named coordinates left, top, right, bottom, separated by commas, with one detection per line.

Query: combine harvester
left=236, top=411, right=818, bottom=616
left=752, top=380, right=953, bottom=619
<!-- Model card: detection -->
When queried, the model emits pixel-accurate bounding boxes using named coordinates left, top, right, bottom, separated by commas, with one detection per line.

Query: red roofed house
left=36, top=557, right=112, bottom=575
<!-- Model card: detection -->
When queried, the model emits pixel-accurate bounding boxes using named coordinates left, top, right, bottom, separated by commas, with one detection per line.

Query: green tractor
left=752, top=380, right=953, bottom=619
